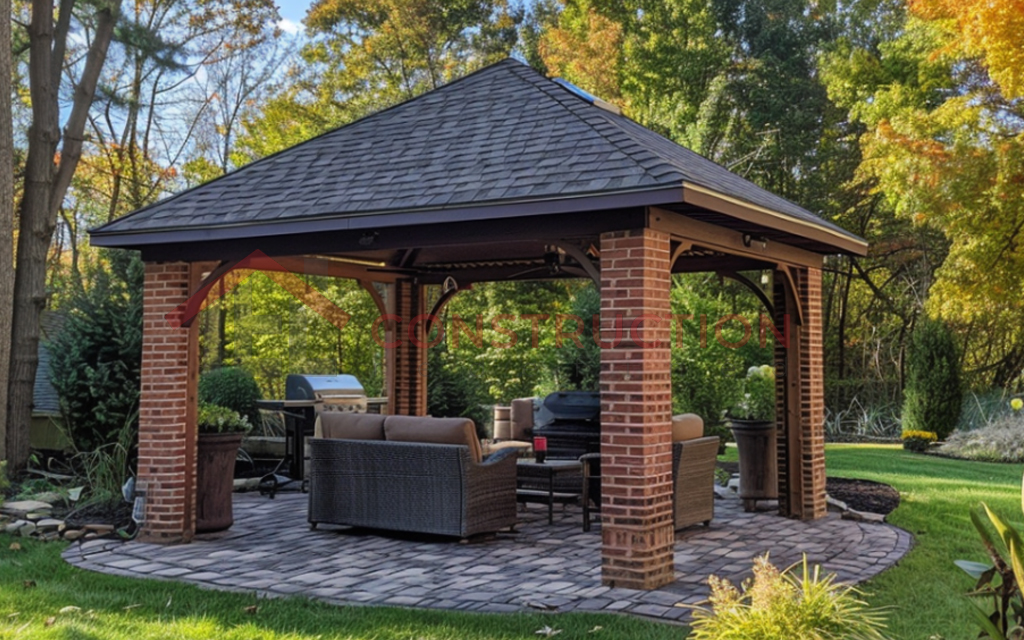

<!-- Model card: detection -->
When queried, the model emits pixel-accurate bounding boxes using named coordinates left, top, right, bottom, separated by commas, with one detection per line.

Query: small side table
left=516, top=459, right=581, bottom=524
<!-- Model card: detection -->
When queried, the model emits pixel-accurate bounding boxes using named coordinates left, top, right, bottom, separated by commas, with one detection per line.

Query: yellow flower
left=901, top=430, right=937, bottom=442
left=1011, top=398, right=1023, bottom=412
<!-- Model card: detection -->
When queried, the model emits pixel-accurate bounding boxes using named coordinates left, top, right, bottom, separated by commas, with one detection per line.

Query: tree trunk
left=6, top=0, right=118, bottom=472
left=0, top=0, right=14, bottom=466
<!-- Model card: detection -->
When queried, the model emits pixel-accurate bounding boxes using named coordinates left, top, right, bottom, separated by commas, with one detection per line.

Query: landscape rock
left=62, top=529, right=85, bottom=541
left=1, top=500, right=53, bottom=517
left=35, top=518, right=64, bottom=531
left=841, top=509, right=886, bottom=524
left=18, top=522, right=37, bottom=537
left=5, top=519, right=27, bottom=534
left=826, top=495, right=848, bottom=513
left=84, top=524, right=115, bottom=534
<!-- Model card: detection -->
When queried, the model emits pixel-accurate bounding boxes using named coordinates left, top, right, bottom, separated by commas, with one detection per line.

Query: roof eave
left=681, top=182, right=868, bottom=257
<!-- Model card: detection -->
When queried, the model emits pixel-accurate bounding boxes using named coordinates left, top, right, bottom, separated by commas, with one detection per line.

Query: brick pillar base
left=774, top=266, right=826, bottom=520
left=598, top=229, right=675, bottom=589
left=138, top=262, right=198, bottom=543
left=388, top=279, right=428, bottom=416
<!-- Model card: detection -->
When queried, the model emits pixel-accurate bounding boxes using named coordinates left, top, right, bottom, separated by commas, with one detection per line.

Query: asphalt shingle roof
left=92, top=58, right=861, bottom=249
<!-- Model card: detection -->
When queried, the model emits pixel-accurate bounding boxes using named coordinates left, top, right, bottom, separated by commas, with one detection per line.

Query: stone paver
left=62, top=492, right=911, bottom=621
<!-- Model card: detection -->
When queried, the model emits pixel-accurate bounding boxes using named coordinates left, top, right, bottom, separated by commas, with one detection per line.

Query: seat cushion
left=318, top=412, right=386, bottom=440
left=384, top=416, right=482, bottom=463
left=671, top=413, right=704, bottom=441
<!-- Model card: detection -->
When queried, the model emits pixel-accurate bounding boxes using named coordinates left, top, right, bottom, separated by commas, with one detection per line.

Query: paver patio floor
left=63, top=491, right=912, bottom=622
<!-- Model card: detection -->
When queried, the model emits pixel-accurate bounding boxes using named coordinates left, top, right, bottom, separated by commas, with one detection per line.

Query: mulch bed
left=716, top=461, right=900, bottom=515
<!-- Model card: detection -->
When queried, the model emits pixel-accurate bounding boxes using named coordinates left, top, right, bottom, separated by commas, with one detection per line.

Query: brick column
left=387, top=279, right=428, bottom=416
left=773, top=266, right=826, bottom=520
left=598, top=229, right=675, bottom=589
left=138, top=262, right=199, bottom=543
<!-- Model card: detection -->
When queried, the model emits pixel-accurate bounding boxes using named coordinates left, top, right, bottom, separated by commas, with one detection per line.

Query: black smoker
left=532, top=391, right=601, bottom=459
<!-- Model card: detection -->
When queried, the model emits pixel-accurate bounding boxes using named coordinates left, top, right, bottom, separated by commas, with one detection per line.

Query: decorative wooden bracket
left=554, top=242, right=600, bottom=285
left=716, top=270, right=774, bottom=316
left=777, top=264, right=805, bottom=326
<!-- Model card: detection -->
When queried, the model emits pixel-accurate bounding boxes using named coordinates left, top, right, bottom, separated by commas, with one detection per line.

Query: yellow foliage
left=538, top=7, right=623, bottom=104
left=910, top=0, right=1024, bottom=98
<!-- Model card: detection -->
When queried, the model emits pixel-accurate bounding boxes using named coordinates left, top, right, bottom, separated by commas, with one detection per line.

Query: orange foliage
left=909, top=0, right=1024, bottom=98
left=538, top=7, right=623, bottom=104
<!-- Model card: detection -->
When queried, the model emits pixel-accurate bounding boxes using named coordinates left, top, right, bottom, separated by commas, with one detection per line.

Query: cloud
left=277, top=18, right=301, bottom=35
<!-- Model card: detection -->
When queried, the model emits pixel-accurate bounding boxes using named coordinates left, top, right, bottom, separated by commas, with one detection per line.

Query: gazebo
left=90, top=58, right=867, bottom=590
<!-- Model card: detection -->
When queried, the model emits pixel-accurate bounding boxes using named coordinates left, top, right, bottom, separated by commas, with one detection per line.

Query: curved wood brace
left=429, top=287, right=460, bottom=319
left=670, top=240, right=694, bottom=270
left=554, top=242, right=600, bottom=286
left=359, top=279, right=392, bottom=331
left=717, top=270, right=774, bottom=316
left=777, top=265, right=805, bottom=326
left=179, top=257, right=244, bottom=328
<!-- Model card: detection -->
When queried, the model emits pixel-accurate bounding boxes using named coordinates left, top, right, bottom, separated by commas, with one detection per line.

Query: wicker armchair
left=308, top=439, right=519, bottom=538
left=581, top=435, right=720, bottom=532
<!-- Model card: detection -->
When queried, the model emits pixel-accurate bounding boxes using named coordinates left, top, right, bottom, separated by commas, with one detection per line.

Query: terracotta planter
left=728, top=418, right=778, bottom=511
left=196, top=432, right=243, bottom=533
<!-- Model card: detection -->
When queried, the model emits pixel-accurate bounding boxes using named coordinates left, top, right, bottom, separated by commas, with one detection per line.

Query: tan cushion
left=384, top=415, right=483, bottom=463
left=318, top=412, right=386, bottom=440
left=510, top=398, right=535, bottom=440
left=671, top=413, right=704, bottom=441
left=482, top=440, right=531, bottom=455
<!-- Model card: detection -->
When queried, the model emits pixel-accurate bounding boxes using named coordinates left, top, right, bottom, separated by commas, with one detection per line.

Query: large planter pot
left=196, top=432, right=243, bottom=533
left=728, top=419, right=778, bottom=511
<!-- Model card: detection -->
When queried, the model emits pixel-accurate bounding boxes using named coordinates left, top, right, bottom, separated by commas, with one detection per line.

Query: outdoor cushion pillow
left=318, top=412, right=386, bottom=440
left=383, top=416, right=483, bottom=463
left=671, top=413, right=704, bottom=441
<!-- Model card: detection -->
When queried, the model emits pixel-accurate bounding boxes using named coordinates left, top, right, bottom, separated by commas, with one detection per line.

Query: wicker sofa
left=308, top=413, right=519, bottom=538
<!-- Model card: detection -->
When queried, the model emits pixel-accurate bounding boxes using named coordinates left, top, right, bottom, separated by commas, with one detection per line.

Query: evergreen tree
left=902, top=318, right=962, bottom=440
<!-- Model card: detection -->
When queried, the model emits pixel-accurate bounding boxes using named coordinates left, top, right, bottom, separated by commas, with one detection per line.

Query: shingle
left=92, top=58, right=858, bottom=245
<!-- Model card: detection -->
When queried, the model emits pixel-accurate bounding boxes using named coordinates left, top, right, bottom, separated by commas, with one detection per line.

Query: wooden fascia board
left=680, top=182, right=868, bottom=256
left=649, top=206, right=825, bottom=270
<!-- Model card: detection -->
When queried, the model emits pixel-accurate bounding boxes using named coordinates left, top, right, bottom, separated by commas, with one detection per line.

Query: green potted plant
left=727, top=365, right=778, bottom=511
left=196, top=403, right=252, bottom=533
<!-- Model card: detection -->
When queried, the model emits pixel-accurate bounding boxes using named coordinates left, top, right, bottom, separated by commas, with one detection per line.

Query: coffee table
left=516, top=459, right=581, bottom=524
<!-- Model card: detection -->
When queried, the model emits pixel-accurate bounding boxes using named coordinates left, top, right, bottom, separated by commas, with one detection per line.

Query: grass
left=0, top=539, right=681, bottom=640
left=2, top=444, right=1017, bottom=639
left=824, top=444, right=1021, bottom=640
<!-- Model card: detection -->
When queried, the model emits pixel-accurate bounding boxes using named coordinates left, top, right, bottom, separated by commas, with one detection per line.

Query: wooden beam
left=649, top=207, right=825, bottom=269
left=553, top=242, right=600, bottom=285
left=681, top=182, right=868, bottom=256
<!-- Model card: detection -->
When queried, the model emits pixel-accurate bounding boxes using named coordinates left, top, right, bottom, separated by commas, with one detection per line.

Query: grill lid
left=285, top=374, right=364, bottom=400
left=542, top=391, right=600, bottom=422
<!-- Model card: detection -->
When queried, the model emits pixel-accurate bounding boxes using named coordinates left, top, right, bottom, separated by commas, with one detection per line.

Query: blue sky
left=276, top=0, right=313, bottom=33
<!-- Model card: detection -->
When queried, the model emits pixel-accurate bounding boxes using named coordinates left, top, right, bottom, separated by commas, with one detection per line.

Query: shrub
left=197, top=404, right=252, bottom=434
left=49, top=250, right=143, bottom=452
left=901, top=430, right=937, bottom=452
left=688, top=554, right=889, bottom=640
left=198, top=367, right=262, bottom=426
left=902, top=319, right=962, bottom=440
left=939, top=413, right=1024, bottom=462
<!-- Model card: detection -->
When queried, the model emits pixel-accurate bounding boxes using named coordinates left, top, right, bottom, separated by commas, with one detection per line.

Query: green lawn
left=826, top=444, right=1021, bottom=640
left=1, top=445, right=1017, bottom=639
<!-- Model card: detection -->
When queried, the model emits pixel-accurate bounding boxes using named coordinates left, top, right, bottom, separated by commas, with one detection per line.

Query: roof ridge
left=506, top=64, right=687, bottom=187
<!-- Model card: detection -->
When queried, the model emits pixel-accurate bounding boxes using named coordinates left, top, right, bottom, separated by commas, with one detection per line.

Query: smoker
left=257, top=374, right=367, bottom=488
left=531, top=391, right=601, bottom=459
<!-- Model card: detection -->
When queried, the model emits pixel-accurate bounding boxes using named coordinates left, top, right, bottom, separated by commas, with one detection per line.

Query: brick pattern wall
left=139, top=262, right=198, bottom=543
left=390, top=279, right=427, bottom=416
left=598, top=229, right=675, bottom=589
left=772, top=267, right=826, bottom=520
